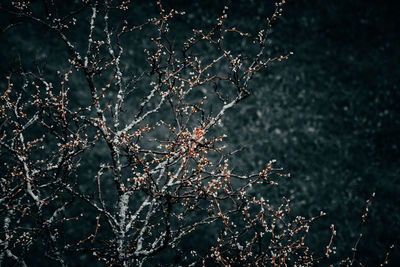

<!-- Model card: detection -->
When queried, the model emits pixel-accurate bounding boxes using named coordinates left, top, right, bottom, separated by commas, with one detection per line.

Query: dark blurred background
left=1, top=0, right=399, bottom=265
left=222, top=0, right=400, bottom=265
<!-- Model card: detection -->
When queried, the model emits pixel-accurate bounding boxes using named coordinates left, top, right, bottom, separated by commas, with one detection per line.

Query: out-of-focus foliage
left=221, top=0, right=400, bottom=265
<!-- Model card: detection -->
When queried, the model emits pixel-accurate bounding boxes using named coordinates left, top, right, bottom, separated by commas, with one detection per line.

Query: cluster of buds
left=0, top=1, right=337, bottom=266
